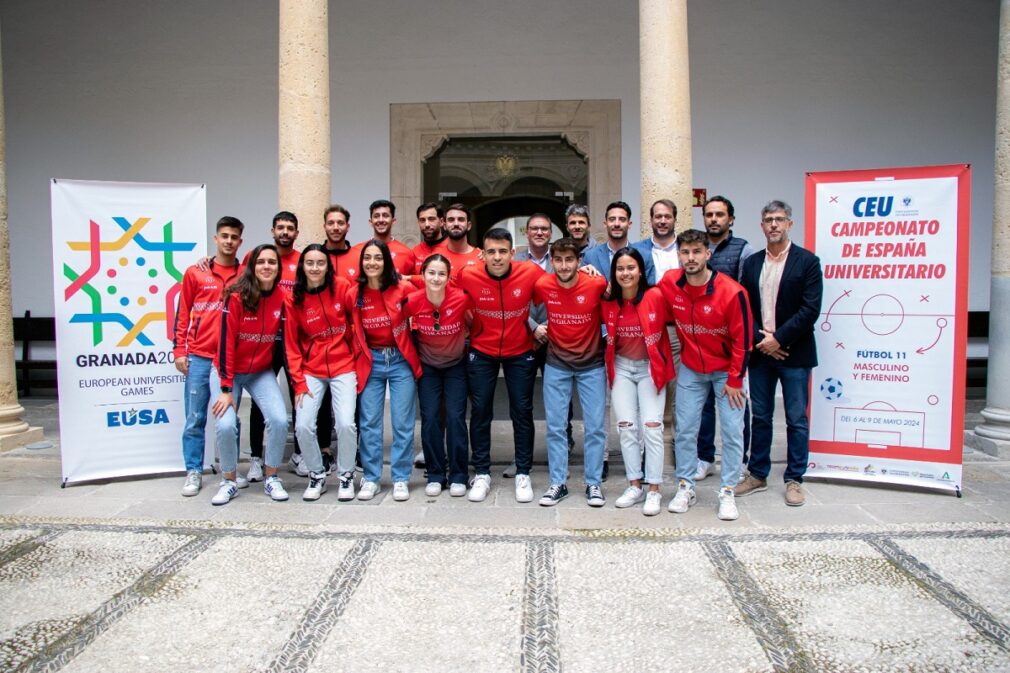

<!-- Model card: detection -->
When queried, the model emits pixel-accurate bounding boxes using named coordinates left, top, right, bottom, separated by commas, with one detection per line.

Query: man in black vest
left=695, top=196, right=757, bottom=482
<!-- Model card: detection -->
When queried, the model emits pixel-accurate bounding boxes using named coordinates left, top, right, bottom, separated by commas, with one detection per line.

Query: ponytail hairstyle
left=293, top=243, right=334, bottom=305
left=226, top=244, right=280, bottom=312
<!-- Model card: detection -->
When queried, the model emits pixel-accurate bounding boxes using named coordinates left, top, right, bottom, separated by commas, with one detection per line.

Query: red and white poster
left=805, top=164, right=970, bottom=494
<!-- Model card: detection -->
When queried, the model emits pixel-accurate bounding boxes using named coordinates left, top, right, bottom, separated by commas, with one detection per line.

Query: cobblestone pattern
left=521, top=540, right=561, bottom=673
left=266, top=538, right=381, bottom=673
left=0, top=522, right=1008, bottom=673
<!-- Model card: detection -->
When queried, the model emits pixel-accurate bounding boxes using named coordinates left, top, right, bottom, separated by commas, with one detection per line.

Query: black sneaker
left=321, top=452, right=335, bottom=475
left=538, top=483, right=569, bottom=507
left=586, top=484, right=605, bottom=507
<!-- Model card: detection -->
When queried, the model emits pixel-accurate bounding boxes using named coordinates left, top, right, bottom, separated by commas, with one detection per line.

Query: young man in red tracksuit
left=441, top=203, right=483, bottom=282
left=322, top=204, right=359, bottom=282
left=411, top=202, right=447, bottom=273
left=531, top=238, right=608, bottom=507
left=347, top=200, right=416, bottom=276
left=242, top=211, right=327, bottom=482
left=174, top=216, right=244, bottom=498
left=658, top=228, right=752, bottom=521
left=461, top=227, right=544, bottom=503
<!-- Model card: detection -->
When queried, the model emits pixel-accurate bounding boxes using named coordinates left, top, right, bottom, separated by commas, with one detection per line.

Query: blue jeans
left=674, top=364, right=745, bottom=490
left=467, top=348, right=537, bottom=476
left=543, top=363, right=606, bottom=486
left=359, top=348, right=417, bottom=483
left=419, top=359, right=469, bottom=486
left=213, top=368, right=288, bottom=474
left=698, top=389, right=751, bottom=464
left=295, top=372, right=357, bottom=475
left=181, top=354, right=213, bottom=471
left=748, top=357, right=811, bottom=483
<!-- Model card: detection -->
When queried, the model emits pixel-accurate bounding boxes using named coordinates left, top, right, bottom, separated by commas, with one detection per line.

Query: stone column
left=972, top=0, right=1010, bottom=455
left=279, top=0, right=330, bottom=246
left=640, top=0, right=693, bottom=236
left=0, top=29, right=43, bottom=451
left=640, top=0, right=693, bottom=468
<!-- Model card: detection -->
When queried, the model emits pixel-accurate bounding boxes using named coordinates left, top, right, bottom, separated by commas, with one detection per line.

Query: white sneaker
left=289, top=452, right=309, bottom=477
left=718, top=487, right=739, bottom=521
left=668, top=480, right=697, bottom=513
left=468, top=474, right=491, bottom=502
left=694, top=459, right=713, bottom=481
left=515, top=474, right=534, bottom=503
left=264, top=475, right=289, bottom=502
left=181, top=470, right=202, bottom=497
left=449, top=482, right=467, bottom=497
left=413, top=451, right=426, bottom=468
left=337, top=472, right=356, bottom=501
left=235, top=473, right=249, bottom=489
left=357, top=479, right=380, bottom=501
left=246, top=457, right=264, bottom=482
left=393, top=481, right=410, bottom=501
left=643, top=490, right=662, bottom=516
left=424, top=482, right=443, bottom=497
left=211, top=479, right=238, bottom=506
left=615, top=485, right=645, bottom=509
left=303, top=472, right=327, bottom=501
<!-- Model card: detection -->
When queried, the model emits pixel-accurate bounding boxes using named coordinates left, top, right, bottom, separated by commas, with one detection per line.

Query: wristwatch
left=220, top=386, right=233, bottom=393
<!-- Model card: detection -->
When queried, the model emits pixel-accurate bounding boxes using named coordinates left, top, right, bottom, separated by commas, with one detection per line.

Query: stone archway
left=390, top=100, right=621, bottom=247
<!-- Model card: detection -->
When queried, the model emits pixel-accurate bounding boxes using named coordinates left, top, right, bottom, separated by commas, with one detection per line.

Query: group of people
left=173, top=195, right=823, bottom=521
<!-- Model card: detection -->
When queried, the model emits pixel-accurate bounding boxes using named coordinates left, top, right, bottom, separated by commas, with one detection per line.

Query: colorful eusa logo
left=63, top=217, right=196, bottom=347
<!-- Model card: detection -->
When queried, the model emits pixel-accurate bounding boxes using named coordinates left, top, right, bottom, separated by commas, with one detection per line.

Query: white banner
left=51, top=179, right=206, bottom=484
left=804, top=165, right=970, bottom=495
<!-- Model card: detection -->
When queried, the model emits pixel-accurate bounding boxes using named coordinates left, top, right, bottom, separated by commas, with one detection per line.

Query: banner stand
left=804, top=164, right=970, bottom=496
left=51, top=179, right=207, bottom=485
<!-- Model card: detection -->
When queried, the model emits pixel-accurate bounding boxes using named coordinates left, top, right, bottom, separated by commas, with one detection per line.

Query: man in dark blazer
left=736, top=200, right=823, bottom=506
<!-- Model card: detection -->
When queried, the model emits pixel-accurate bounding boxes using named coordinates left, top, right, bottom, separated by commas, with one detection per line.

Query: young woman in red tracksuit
left=284, top=243, right=358, bottom=503
left=403, top=254, right=473, bottom=498
left=210, top=244, right=290, bottom=506
left=601, top=247, right=675, bottom=516
left=352, top=239, right=422, bottom=502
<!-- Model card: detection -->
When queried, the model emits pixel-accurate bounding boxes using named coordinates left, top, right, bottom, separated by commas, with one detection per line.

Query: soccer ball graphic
left=820, top=377, right=843, bottom=401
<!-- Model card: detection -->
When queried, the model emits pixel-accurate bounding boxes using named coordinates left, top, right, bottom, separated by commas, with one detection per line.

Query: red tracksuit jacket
left=284, top=278, right=357, bottom=394
left=173, top=260, right=241, bottom=360
left=601, top=287, right=676, bottom=392
left=657, top=268, right=752, bottom=387
left=217, top=288, right=286, bottom=388
left=461, top=261, right=544, bottom=358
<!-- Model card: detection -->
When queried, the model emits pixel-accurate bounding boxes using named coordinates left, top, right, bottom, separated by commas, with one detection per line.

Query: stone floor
left=1, top=395, right=1009, bottom=672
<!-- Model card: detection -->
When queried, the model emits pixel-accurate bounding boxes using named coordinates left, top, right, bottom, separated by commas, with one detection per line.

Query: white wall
left=1, top=0, right=998, bottom=315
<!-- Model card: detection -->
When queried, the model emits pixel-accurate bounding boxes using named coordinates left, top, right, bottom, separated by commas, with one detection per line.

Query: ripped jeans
left=611, top=355, right=666, bottom=485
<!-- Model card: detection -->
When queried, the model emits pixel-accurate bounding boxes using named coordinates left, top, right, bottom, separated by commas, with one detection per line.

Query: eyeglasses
left=431, top=309, right=440, bottom=332
left=762, top=216, right=790, bottom=224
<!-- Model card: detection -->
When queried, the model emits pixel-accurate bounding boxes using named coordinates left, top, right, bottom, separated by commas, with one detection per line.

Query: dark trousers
left=467, top=349, right=537, bottom=476
left=419, top=359, right=469, bottom=486
left=697, top=389, right=751, bottom=464
left=748, top=358, right=811, bottom=483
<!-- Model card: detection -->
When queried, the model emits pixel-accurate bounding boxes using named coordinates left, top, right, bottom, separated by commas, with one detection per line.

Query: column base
left=0, top=425, right=44, bottom=452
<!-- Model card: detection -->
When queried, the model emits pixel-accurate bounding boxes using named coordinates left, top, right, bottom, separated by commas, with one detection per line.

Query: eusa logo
left=106, top=408, right=170, bottom=428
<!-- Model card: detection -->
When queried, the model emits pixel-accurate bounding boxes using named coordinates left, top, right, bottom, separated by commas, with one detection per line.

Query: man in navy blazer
left=736, top=200, right=823, bottom=507
left=581, top=201, right=657, bottom=284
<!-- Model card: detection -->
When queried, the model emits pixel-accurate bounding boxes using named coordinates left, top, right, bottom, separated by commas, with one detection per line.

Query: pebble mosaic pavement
left=1, top=519, right=1008, bottom=673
